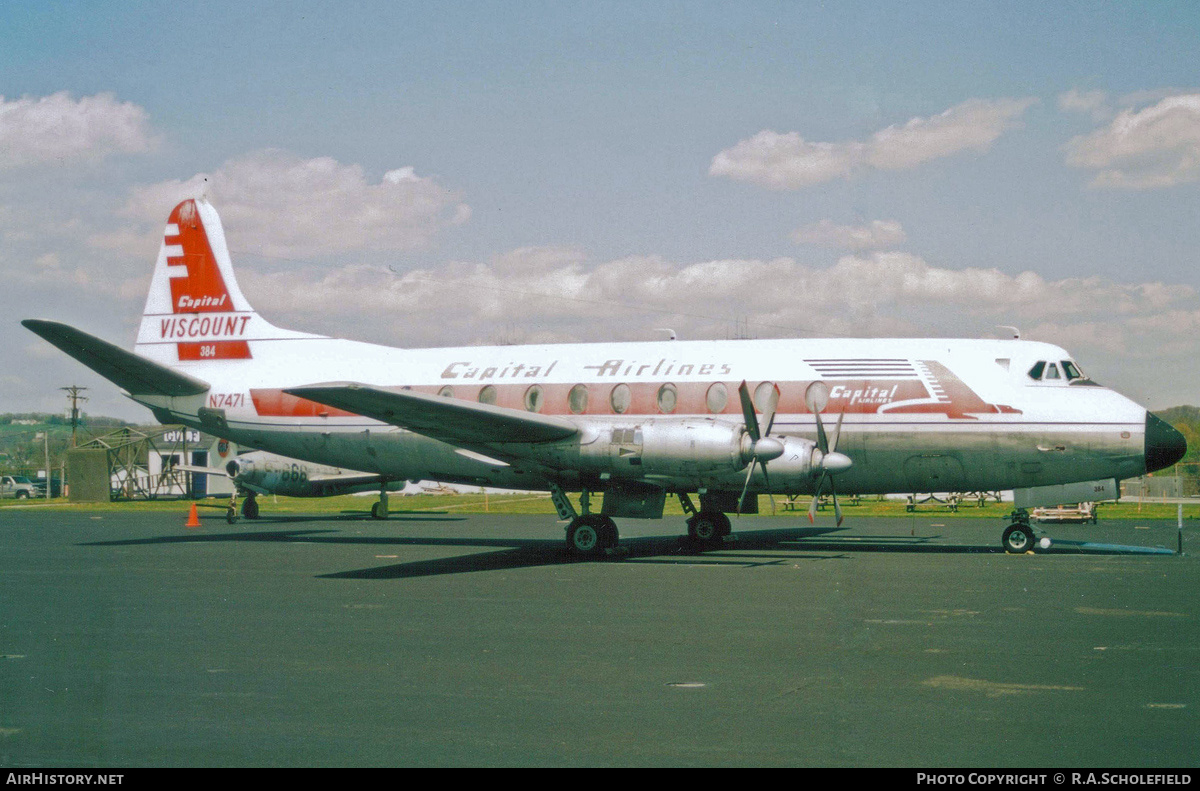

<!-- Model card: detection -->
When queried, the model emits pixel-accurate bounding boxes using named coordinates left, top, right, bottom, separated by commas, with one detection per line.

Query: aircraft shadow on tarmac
left=80, top=522, right=1172, bottom=580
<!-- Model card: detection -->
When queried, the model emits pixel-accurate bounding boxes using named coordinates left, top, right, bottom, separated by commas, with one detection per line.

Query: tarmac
left=0, top=506, right=1197, bottom=767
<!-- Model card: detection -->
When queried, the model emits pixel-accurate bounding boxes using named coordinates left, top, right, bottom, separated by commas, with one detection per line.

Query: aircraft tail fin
left=134, top=198, right=321, bottom=365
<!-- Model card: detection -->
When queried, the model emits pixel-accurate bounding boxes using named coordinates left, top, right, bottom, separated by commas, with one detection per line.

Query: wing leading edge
left=285, top=382, right=580, bottom=445
left=22, top=319, right=210, bottom=397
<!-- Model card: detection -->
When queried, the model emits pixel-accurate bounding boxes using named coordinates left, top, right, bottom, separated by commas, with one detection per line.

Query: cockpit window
left=1028, top=361, right=1045, bottom=380
left=1045, top=363, right=1061, bottom=380
left=1061, top=360, right=1082, bottom=381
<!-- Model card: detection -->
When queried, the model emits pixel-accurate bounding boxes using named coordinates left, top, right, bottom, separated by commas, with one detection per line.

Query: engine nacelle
left=636, top=419, right=747, bottom=476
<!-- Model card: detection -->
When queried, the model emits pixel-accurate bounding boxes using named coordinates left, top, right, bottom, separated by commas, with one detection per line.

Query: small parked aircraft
left=25, top=198, right=1186, bottom=554
left=177, top=447, right=406, bottom=521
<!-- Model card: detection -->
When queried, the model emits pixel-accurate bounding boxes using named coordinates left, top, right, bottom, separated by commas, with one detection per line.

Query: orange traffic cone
left=185, top=502, right=201, bottom=528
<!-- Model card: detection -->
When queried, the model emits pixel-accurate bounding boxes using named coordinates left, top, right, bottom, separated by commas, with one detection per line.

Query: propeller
left=736, top=381, right=783, bottom=514
left=805, top=382, right=853, bottom=526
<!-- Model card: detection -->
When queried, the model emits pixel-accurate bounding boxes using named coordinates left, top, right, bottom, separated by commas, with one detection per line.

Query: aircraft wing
left=22, top=319, right=209, bottom=397
left=285, top=382, right=579, bottom=445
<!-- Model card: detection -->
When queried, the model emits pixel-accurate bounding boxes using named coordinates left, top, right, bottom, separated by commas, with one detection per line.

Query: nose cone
left=1144, top=412, right=1187, bottom=474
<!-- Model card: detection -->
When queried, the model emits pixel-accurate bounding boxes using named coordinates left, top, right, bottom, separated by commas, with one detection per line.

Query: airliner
left=24, top=198, right=1186, bottom=555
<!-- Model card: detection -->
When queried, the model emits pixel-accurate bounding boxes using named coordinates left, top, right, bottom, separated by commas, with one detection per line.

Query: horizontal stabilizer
left=286, top=382, right=579, bottom=445
left=22, top=319, right=209, bottom=397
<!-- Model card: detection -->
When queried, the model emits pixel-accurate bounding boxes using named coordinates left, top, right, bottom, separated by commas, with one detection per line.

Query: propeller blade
left=808, top=471, right=827, bottom=523
left=829, top=409, right=845, bottom=454
left=737, top=460, right=756, bottom=515
left=831, top=485, right=843, bottom=527
left=762, top=464, right=775, bottom=515
left=738, top=381, right=759, bottom=442
left=761, top=383, right=780, bottom=436
left=814, top=408, right=829, bottom=455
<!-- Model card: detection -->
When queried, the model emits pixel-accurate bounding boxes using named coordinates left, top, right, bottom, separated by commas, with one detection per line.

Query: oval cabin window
left=610, top=383, right=631, bottom=414
left=568, top=384, right=589, bottom=414
left=657, top=383, right=677, bottom=413
left=524, top=385, right=544, bottom=412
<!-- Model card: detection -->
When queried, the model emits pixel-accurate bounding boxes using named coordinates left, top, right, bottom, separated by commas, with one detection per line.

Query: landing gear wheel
left=1002, top=524, right=1035, bottom=553
left=687, top=512, right=731, bottom=547
left=567, top=515, right=619, bottom=556
left=225, top=507, right=238, bottom=524
left=241, top=496, right=259, bottom=520
left=371, top=501, right=389, bottom=520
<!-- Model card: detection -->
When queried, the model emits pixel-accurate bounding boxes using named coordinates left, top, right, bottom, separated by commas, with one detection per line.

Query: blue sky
left=3, top=1, right=1200, bottom=419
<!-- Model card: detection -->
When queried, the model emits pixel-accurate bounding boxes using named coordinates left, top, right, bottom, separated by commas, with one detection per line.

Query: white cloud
left=115, top=149, right=471, bottom=257
left=0, top=92, right=156, bottom=169
left=224, top=245, right=1199, bottom=383
left=1064, top=94, right=1200, bottom=189
left=1057, top=89, right=1110, bottom=121
left=710, top=98, right=1036, bottom=189
left=791, top=219, right=906, bottom=250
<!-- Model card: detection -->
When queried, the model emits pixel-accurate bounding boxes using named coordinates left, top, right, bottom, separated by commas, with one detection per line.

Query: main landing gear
left=679, top=493, right=732, bottom=549
left=552, top=486, right=622, bottom=557
left=1001, top=508, right=1039, bottom=553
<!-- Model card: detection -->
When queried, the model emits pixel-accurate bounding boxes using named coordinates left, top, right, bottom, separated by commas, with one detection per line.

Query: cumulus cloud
left=222, top=244, right=1199, bottom=384
left=791, top=219, right=906, bottom=251
left=0, top=92, right=156, bottom=169
left=1064, top=94, right=1200, bottom=189
left=1057, top=89, right=1110, bottom=121
left=113, top=149, right=471, bottom=257
left=710, top=97, right=1036, bottom=189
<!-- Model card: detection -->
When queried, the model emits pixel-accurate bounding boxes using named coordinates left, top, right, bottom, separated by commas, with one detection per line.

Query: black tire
left=1002, top=524, right=1035, bottom=553
left=567, top=518, right=602, bottom=555
left=241, top=497, right=259, bottom=520
left=597, top=517, right=619, bottom=550
left=371, top=501, right=388, bottom=520
left=225, top=508, right=238, bottom=525
left=687, top=512, right=730, bottom=546
left=15, top=491, right=27, bottom=500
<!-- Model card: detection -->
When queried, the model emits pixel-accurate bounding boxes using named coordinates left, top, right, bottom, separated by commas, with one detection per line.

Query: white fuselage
left=132, top=333, right=1150, bottom=498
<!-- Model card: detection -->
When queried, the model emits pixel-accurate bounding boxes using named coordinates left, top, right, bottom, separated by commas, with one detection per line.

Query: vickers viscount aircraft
left=24, top=199, right=1186, bottom=555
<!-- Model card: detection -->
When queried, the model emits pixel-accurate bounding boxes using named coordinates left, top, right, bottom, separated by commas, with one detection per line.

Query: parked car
left=32, top=476, right=62, bottom=498
left=0, top=475, right=41, bottom=499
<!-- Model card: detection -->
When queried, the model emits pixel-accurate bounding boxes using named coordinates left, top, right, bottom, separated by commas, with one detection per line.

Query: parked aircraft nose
left=1144, top=412, right=1186, bottom=473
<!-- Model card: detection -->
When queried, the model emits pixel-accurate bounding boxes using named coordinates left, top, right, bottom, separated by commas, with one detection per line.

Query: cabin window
left=1045, top=363, right=1061, bottom=380
left=657, top=383, right=677, bottom=413
left=995, top=358, right=1010, bottom=371
left=524, top=385, right=544, bottom=413
left=438, top=386, right=454, bottom=398
left=478, top=385, right=497, bottom=405
left=754, top=381, right=777, bottom=412
left=568, top=384, right=589, bottom=414
left=706, top=382, right=728, bottom=413
left=1028, top=361, right=1046, bottom=381
left=610, top=383, right=631, bottom=414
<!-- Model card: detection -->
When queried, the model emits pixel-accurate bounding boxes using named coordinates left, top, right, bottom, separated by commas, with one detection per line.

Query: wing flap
left=285, top=382, right=579, bottom=444
left=23, top=319, right=210, bottom=397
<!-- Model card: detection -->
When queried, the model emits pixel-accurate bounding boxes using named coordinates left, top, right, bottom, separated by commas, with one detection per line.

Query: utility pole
left=60, top=386, right=88, bottom=447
